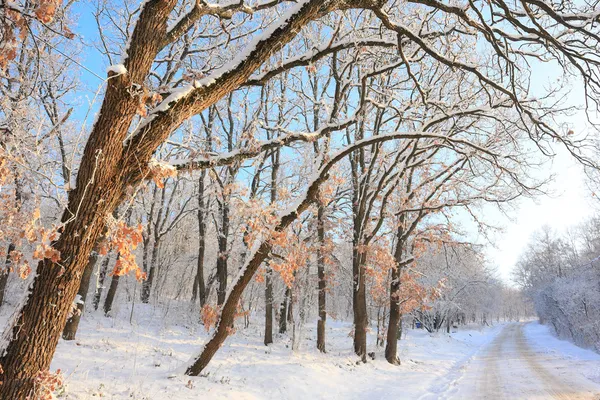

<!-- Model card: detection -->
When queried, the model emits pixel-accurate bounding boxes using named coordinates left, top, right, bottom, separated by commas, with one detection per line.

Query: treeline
left=515, top=220, right=600, bottom=350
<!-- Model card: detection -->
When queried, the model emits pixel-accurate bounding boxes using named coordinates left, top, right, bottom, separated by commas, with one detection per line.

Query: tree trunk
left=103, top=268, right=120, bottom=317
left=62, top=252, right=99, bottom=340
left=0, top=243, right=15, bottom=308
left=216, top=201, right=229, bottom=306
left=186, top=172, right=323, bottom=376
left=93, top=255, right=111, bottom=311
left=141, top=241, right=159, bottom=303
left=316, top=205, right=326, bottom=353
left=264, top=268, right=273, bottom=345
left=0, top=181, right=21, bottom=309
left=279, top=288, right=290, bottom=334
left=264, top=146, right=278, bottom=345
left=385, top=227, right=405, bottom=364
left=353, top=249, right=368, bottom=362
left=192, top=171, right=207, bottom=306
left=385, top=263, right=402, bottom=364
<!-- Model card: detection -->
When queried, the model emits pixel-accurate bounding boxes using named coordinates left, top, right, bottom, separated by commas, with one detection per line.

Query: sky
left=485, top=147, right=596, bottom=284
left=480, top=65, right=599, bottom=284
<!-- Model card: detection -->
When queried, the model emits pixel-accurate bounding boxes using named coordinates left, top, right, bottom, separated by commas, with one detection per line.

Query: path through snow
left=424, top=322, right=600, bottom=399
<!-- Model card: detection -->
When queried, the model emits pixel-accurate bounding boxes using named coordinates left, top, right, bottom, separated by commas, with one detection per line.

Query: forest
left=0, top=0, right=600, bottom=398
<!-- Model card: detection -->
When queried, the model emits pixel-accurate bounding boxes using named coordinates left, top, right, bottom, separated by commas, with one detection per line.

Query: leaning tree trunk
left=186, top=173, right=323, bottom=376
left=62, top=252, right=99, bottom=340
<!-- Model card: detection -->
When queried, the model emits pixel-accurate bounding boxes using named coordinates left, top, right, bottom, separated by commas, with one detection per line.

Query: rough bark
left=353, top=248, right=368, bottom=362
left=264, top=146, right=279, bottom=346
left=141, top=241, right=159, bottom=303
left=350, top=147, right=368, bottom=362
left=216, top=200, right=229, bottom=306
left=0, top=2, right=177, bottom=396
left=62, top=252, right=99, bottom=340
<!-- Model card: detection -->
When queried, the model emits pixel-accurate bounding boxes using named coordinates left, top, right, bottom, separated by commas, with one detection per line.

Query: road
left=445, top=323, right=600, bottom=399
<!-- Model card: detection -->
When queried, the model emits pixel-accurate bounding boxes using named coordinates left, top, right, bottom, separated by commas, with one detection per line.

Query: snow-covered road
left=437, top=323, right=600, bottom=399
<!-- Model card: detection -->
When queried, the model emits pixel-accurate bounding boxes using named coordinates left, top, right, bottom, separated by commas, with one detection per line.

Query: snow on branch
left=145, top=0, right=313, bottom=119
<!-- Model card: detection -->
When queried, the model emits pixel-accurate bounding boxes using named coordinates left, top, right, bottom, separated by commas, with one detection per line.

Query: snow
left=0, top=300, right=518, bottom=399
left=3, top=290, right=598, bottom=400
left=426, top=322, right=600, bottom=399
left=145, top=0, right=312, bottom=120
left=524, top=322, right=600, bottom=362
left=107, top=64, right=128, bottom=76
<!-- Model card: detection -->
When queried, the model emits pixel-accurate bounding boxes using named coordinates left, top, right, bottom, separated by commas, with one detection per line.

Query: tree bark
left=385, top=233, right=404, bottom=365
left=141, top=241, right=159, bottom=303
left=353, top=248, right=368, bottom=362
left=103, top=264, right=120, bottom=317
left=216, top=201, right=229, bottom=306
left=264, top=146, right=279, bottom=345
left=192, top=171, right=207, bottom=306
left=93, top=255, right=111, bottom=311
left=279, top=288, right=290, bottom=334
left=316, top=205, right=327, bottom=353
left=264, top=268, right=273, bottom=345
left=62, top=252, right=99, bottom=340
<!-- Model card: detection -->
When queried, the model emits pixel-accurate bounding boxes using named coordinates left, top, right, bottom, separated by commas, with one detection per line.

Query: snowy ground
left=3, top=302, right=599, bottom=399
left=431, top=322, right=600, bottom=399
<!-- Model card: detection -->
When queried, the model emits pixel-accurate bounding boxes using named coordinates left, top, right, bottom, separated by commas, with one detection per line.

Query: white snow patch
left=107, top=64, right=128, bottom=75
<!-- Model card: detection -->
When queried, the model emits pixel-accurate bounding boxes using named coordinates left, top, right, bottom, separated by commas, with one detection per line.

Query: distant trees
left=515, top=221, right=600, bottom=349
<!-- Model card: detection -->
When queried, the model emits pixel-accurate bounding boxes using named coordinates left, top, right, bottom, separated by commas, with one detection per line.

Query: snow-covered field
left=29, top=303, right=500, bottom=399
left=3, top=301, right=598, bottom=399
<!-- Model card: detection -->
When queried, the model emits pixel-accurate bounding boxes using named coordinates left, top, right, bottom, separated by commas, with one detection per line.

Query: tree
left=1, top=0, right=600, bottom=396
